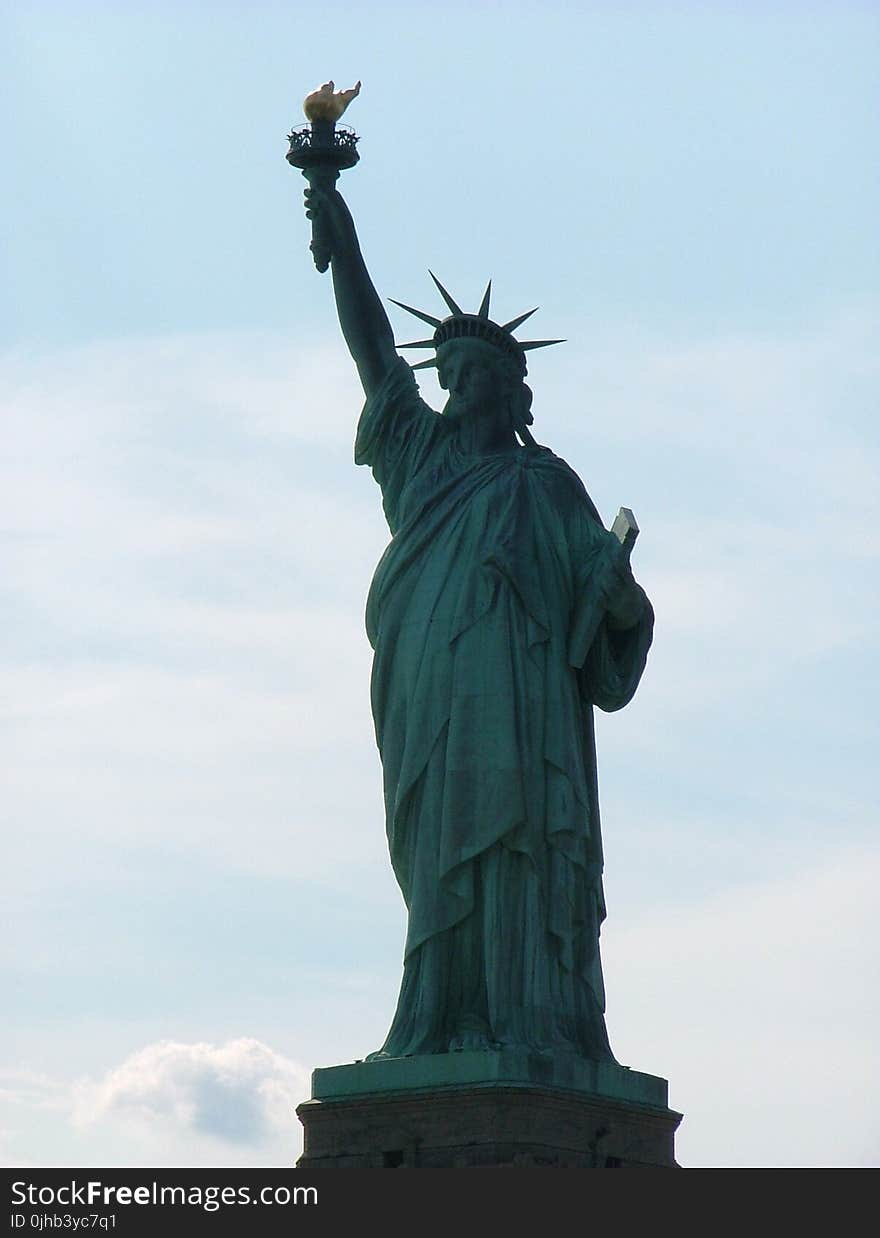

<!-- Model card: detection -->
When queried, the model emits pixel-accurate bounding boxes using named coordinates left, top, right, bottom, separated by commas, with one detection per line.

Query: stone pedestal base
left=296, top=1049, right=681, bottom=1169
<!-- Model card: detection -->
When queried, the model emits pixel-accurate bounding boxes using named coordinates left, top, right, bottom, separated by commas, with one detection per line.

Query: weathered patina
left=296, top=94, right=653, bottom=1062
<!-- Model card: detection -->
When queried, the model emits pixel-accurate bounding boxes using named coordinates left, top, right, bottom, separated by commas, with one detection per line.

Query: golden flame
left=303, top=80, right=361, bottom=123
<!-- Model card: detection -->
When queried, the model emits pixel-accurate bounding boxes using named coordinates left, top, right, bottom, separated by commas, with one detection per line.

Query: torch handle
left=303, top=166, right=340, bottom=274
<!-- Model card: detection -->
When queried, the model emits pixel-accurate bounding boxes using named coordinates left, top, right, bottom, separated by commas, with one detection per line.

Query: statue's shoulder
left=369, top=356, right=426, bottom=408
left=357, top=359, right=446, bottom=467
left=523, top=446, right=602, bottom=525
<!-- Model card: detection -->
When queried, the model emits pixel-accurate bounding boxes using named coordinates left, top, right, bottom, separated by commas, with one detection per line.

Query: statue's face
left=437, top=340, right=507, bottom=424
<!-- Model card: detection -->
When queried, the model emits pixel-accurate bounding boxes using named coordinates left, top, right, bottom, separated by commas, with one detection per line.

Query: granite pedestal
left=296, top=1049, right=681, bottom=1168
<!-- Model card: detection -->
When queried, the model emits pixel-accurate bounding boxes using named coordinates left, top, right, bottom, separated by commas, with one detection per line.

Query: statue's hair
left=491, top=351, right=535, bottom=440
left=502, top=371, right=534, bottom=435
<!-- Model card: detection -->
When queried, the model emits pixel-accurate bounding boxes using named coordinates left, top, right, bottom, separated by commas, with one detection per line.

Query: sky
left=2, top=1, right=878, bottom=1169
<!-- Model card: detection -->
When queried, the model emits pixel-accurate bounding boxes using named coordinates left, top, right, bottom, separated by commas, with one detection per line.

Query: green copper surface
left=299, top=181, right=653, bottom=1064
left=311, top=1050, right=669, bottom=1109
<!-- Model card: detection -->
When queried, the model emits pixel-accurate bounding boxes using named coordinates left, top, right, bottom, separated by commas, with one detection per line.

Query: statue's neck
left=454, top=410, right=519, bottom=456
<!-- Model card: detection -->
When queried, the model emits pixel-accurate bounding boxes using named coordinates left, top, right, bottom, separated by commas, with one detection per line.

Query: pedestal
left=296, top=1049, right=682, bottom=1168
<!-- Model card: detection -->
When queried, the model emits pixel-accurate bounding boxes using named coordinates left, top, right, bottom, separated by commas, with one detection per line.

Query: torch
left=286, top=80, right=361, bottom=273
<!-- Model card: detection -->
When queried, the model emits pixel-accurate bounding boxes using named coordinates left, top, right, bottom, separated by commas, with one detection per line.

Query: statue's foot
left=449, top=1030, right=489, bottom=1051
left=448, top=1020, right=498, bottom=1052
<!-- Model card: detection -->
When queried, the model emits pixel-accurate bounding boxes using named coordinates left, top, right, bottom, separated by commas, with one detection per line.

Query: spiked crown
left=392, top=273, right=563, bottom=376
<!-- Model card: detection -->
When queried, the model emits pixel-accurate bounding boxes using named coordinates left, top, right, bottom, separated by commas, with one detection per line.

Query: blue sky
left=3, top=2, right=878, bottom=1168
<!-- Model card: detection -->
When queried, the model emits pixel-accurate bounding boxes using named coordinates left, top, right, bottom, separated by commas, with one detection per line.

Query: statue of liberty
left=296, top=88, right=653, bottom=1063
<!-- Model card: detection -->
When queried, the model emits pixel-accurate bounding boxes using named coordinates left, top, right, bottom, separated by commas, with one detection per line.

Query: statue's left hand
left=603, top=538, right=645, bottom=630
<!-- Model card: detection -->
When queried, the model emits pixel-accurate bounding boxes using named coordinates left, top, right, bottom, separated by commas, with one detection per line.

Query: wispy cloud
left=3, top=318, right=878, bottom=1168
left=2, top=332, right=388, bottom=884
left=605, top=845, right=880, bottom=1168
left=4, top=317, right=877, bottom=877
left=0, top=1069, right=69, bottom=1112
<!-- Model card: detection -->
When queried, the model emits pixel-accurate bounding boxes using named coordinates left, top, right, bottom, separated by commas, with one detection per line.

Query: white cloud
left=0, top=1040, right=312, bottom=1168
left=73, top=1038, right=309, bottom=1149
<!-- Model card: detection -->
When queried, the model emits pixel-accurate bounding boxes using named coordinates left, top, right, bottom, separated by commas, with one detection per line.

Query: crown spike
left=410, top=357, right=439, bottom=371
left=520, top=339, right=565, bottom=352
left=501, top=307, right=539, bottom=334
left=398, top=339, right=438, bottom=350
left=388, top=299, right=442, bottom=329
left=477, top=280, right=492, bottom=319
left=428, top=271, right=464, bottom=317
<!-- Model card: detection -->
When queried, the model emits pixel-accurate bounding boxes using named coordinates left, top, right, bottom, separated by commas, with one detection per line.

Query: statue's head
left=391, top=274, right=560, bottom=443
left=436, top=338, right=534, bottom=439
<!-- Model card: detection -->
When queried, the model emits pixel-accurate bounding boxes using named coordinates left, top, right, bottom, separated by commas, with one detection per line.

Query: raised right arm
left=304, top=186, right=398, bottom=398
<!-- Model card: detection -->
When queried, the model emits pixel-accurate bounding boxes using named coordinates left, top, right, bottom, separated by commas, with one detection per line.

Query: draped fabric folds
left=355, top=361, right=653, bottom=1059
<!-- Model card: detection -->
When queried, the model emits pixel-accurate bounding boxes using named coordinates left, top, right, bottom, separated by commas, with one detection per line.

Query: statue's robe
left=356, top=361, right=653, bottom=1058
